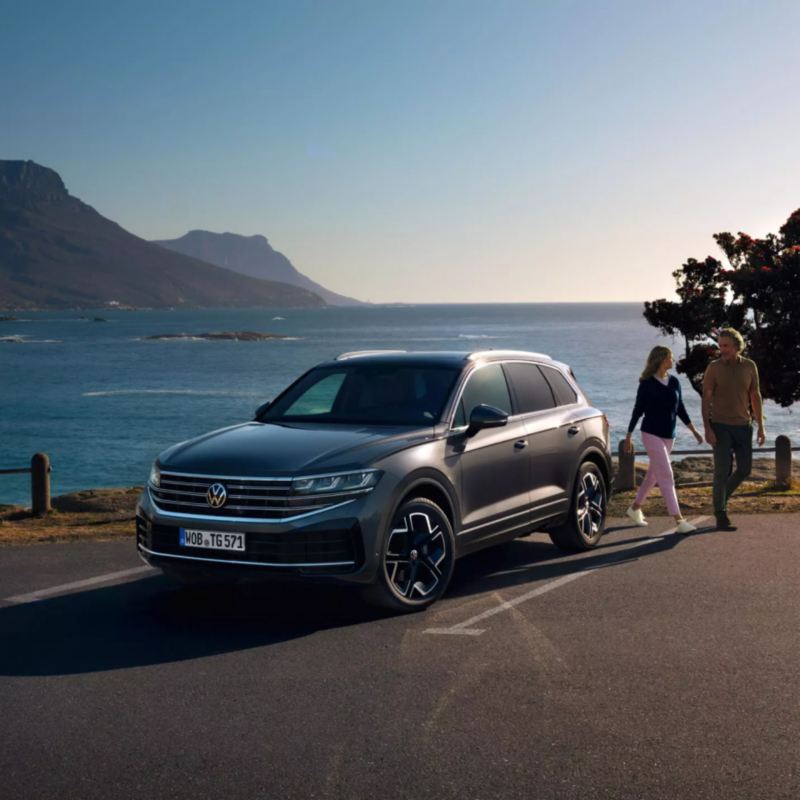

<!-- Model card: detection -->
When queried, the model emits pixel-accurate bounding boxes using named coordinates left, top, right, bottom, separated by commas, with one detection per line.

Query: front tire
left=363, top=497, right=456, bottom=612
left=549, top=462, right=607, bottom=551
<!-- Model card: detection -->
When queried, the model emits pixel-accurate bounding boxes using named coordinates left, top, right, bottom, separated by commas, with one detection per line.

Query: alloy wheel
left=385, top=510, right=449, bottom=601
left=576, top=470, right=605, bottom=537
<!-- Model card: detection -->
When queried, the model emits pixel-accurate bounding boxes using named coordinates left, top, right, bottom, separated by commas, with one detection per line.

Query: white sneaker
left=675, top=519, right=696, bottom=534
left=626, top=506, right=648, bottom=526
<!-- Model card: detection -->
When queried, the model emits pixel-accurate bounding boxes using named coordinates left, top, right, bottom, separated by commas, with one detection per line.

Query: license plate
left=179, top=528, right=245, bottom=552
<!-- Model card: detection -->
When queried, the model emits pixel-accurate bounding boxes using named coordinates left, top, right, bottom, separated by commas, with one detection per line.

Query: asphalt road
left=0, top=515, right=798, bottom=800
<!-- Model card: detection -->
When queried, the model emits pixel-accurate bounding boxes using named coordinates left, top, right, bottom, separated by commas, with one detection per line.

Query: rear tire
left=548, top=462, right=607, bottom=551
left=363, top=497, right=455, bottom=613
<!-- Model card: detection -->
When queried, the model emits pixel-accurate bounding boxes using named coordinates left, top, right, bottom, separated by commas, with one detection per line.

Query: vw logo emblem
left=206, top=483, right=227, bottom=508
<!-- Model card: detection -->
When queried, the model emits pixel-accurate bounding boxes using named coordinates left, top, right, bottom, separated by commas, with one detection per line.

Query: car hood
left=158, top=421, right=433, bottom=477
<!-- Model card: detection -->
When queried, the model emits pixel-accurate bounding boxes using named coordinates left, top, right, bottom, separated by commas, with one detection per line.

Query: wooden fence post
left=616, top=440, right=635, bottom=492
left=775, top=435, right=792, bottom=489
left=31, top=452, right=51, bottom=517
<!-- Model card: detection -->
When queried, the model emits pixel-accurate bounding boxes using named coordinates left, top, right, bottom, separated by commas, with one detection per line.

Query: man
left=702, top=328, right=766, bottom=531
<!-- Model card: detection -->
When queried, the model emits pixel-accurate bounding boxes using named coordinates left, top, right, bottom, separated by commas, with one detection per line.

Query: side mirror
left=467, top=404, right=509, bottom=437
left=254, top=400, right=272, bottom=420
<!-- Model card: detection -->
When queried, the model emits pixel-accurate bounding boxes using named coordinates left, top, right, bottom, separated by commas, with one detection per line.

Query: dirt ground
left=1, top=459, right=797, bottom=546
left=0, top=487, right=143, bottom=546
left=610, top=456, right=800, bottom=517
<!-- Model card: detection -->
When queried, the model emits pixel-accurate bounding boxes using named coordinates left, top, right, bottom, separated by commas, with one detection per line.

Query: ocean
left=1, top=303, right=797, bottom=506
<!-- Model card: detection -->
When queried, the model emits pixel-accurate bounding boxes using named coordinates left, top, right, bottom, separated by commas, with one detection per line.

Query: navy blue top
left=627, top=375, right=692, bottom=439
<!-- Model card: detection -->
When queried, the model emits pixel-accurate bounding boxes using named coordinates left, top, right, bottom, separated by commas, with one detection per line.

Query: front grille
left=150, top=471, right=369, bottom=520
left=137, top=516, right=363, bottom=569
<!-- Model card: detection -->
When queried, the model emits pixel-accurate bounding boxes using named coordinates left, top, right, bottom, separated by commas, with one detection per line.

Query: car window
left=503, top=362, right=556, bottom=413
left=283, top=372, right=347, bottom=416
left=540, top=365, right=578, bottom=406
left=453, top=363, right=512, bottom=426
left=264, top=364, right=461, bottom=425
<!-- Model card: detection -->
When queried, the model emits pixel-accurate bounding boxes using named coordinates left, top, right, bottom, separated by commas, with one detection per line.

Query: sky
left=2, top=0, right=799, bottom=303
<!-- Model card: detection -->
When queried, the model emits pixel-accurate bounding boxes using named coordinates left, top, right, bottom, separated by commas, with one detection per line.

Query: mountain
left=154, top=230, right=363, bottom=306
left=0, top=160, right=325, bottom=310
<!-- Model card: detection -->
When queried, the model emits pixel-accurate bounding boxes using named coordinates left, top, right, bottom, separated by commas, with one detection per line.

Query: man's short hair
left=718, top=327, right=745, bottom=351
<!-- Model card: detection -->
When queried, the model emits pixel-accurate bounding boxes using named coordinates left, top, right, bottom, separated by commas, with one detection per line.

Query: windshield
left=261, top=363, right=462, bottom=426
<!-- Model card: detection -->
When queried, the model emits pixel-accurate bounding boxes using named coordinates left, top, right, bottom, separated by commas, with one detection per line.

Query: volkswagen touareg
left=136, top=350, right=611, bottom=610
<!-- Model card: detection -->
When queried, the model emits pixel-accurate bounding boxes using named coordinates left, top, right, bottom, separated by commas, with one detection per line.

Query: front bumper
left=136, top=484, right=389, bottom=585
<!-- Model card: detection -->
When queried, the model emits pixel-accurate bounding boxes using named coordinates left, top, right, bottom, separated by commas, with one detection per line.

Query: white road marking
left=424, top=626, right=487, bottom=636
left=424, top=516, right=709, bottom=636
left=3, top=566, right=158, bottom=606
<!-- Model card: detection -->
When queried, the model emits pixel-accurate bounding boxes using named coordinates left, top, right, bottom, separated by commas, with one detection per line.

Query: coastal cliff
left=0, top=160, right=327, bottom=310
left=155, top=230, right=362, bottom=306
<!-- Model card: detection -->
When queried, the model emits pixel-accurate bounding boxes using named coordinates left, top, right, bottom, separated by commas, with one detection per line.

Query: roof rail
left=335, top=349, right=408, bottom=360
left=468, top=349, right=551, bottom=361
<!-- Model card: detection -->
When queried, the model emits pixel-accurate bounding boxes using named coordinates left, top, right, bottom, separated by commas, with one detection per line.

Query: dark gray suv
left=136, top=350, right=611, bottom=610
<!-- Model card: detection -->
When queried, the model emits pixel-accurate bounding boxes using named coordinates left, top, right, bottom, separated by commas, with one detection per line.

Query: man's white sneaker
left=626, top=507, right=648, bottom=526
left=675, top=519, right=696, bottom=534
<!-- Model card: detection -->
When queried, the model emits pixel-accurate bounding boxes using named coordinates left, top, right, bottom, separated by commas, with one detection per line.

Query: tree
left=644, top=209, right=800, bottom=407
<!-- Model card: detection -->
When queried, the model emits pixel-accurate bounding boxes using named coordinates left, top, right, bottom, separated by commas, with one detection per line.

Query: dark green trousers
left=711, top=422, right=753, bottom=516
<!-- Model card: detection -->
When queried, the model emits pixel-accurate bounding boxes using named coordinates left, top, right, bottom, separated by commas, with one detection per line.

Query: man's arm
left=702, top=365, right=716, bottom=445
left=750, top=364, right=766, bottom=445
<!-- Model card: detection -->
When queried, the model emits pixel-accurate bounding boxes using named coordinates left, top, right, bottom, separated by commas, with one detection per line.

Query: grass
left=0, top=487, right=141, bottom=546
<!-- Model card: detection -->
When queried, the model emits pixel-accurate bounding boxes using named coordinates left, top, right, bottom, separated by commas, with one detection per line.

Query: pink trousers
left=635, top=431, right=680, bottom=516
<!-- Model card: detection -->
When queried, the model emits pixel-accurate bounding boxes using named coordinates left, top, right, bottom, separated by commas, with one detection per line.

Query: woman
left=624, top=346, right=703, bottom=534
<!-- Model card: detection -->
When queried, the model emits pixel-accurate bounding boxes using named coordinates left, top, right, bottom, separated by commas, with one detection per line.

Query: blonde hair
left=640, top=346, right=672, bottom=382
left=718, top=327, right=745, bottom=351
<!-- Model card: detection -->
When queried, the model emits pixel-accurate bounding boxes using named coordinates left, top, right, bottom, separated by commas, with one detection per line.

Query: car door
left=537, top=363, right=587, bottom=506
left=445, top=362, right=530, bottom=549
left=502, top=361, right=571, bottom=522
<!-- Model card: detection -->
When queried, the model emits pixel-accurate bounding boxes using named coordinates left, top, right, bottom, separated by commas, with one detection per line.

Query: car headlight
left=291, top=470, right=380, bottom=495
left=148, top=462, right=161, bottom=488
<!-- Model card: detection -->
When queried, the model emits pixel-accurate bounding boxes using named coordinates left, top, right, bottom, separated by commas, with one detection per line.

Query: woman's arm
left=627, top=382, right=646, bottom=434
left=675, top=381, right=691, bottom=426
left=676, top=381, right=703, bottom=444
left=685, top=420, right=703, bottom=444
left=624, top=382, right=647, bottom=452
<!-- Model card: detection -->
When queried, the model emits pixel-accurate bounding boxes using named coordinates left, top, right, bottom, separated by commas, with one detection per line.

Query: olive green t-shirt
left=703, top=356, right=762, bottom=426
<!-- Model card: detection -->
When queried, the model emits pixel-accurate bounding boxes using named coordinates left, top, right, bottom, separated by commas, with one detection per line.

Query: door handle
left=514, top=439, right=528, bottom=450
left=567, top=426, right=580, bottom=436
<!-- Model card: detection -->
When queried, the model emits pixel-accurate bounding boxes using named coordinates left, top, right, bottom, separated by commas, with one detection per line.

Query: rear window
left=540, top=366, right=578, bottom=406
